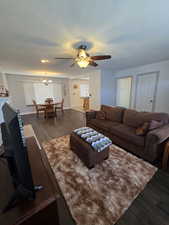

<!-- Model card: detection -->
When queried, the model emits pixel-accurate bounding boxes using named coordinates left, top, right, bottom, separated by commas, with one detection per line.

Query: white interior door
left=116, top=77, right=132, bottom=108
left=135, top=73, right=158, bottom=112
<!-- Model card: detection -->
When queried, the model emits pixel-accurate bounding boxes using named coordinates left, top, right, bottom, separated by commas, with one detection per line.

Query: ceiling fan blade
left=54, top=57, right=74, bottom=59
left=70, top=62, right=75, bottom=67
left=89, top=61, right=98, bottom=67
left=90, top=55, right=111, bottom=60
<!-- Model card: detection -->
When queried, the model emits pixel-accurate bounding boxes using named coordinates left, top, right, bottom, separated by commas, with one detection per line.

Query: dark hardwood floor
left=22, top=109, right=85, bottom=144
left=22, top=110, right=169, bottom=225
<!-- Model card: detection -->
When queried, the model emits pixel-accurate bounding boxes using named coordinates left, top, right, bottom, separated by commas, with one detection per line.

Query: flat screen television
left=0, top=103, right=42, bottom=213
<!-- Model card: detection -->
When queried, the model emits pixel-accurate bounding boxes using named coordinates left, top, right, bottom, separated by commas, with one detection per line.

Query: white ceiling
left=0, top=0, right=169, bottom=77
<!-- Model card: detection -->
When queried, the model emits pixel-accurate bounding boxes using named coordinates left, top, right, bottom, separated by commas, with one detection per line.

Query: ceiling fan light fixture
left=78, top=49, right=87, bottom=58
left=77, top=59, right=89, bottom=68
left=54, top=44, right=111, bottom=68
left=41, top=59, right=49, bottom=63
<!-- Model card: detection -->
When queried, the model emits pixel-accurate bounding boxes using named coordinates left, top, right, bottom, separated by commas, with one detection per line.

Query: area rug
left=43, top=135, right=157, bottom=225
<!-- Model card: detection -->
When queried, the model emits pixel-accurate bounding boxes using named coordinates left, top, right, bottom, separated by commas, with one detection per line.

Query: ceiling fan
left=54, top=45, right=111, bottom=68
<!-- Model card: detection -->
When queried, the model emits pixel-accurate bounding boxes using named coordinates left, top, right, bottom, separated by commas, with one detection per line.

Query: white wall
left=6, top=74, right=71, bottom=114
left=0, top=73, right=3, bottom=84
left=113, top=59, right=169, bottom=113
left=101, top=69, right=115, bottom=106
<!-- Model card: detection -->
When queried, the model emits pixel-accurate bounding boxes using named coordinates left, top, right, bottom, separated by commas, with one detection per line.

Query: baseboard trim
left=20, top=107, right=71, bottom=116
left=63, top=107, right=71, bottom=110
left=20, top=111, right=36, bottom=116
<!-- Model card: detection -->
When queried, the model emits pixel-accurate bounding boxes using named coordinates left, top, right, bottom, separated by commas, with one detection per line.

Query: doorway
left=134, top=72, right=159, bottom=112
left=70, top=79, right=89, bottom=112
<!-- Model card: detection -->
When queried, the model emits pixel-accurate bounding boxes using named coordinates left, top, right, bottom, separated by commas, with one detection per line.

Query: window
left=116, top=77, right=132, bottom=108
left=34, top=83, right=54, bottom=104
left=52, top=83, right=63, bottom=102
left=80, top=84, right=89, bottom=97
left=24, top=82, right=63, bottom=105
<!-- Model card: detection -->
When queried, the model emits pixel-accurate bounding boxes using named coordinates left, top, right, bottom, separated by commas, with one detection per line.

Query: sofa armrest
left=146, top=124, right=169, bottom=144
left=86, top=110, right=96, bottom=121
left=144, top=124, right=169, bottom=162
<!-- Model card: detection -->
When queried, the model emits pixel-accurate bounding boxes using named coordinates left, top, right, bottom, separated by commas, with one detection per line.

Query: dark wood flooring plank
left=117, top=170, right=169, bottom=225
left=22, top=109, right=85, bottom=144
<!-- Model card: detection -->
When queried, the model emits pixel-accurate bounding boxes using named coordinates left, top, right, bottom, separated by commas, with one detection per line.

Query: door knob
left=150, top=100, right=153, bottom=103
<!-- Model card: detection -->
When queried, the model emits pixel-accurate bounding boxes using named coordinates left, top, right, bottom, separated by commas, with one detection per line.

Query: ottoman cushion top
left=73, top=127, right=112, bottom=152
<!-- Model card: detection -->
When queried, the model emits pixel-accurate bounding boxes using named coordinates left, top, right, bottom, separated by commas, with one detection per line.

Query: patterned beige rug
left=43, top=135, right=157, bottom=225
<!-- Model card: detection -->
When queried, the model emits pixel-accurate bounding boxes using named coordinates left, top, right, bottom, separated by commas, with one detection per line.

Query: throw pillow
left=96, top=111, right=106, bottom=120
left=136, top=122, right=149, bottom=136
left=149, top=120, right=163, bottom=130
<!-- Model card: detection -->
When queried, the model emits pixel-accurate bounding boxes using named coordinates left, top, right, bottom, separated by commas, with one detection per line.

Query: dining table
left=38, top=102, right=60, bottom=118
left=38, top=102, right=60, bottom=107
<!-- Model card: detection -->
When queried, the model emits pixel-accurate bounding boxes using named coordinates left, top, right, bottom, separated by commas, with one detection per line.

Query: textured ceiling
left=0, top=0, right=169, bottom=77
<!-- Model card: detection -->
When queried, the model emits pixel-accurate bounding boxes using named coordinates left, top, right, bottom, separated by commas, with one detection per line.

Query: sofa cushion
left=123, top=109, right=169, bottom=128
left=111, top=124, right=145, bottom=147
left=89, top=119, right=120, bottom=132
left=123, top=109, right=142, bottom=128
left=101, top=105, right=125, bottom=123
left=96, top=111, right=106, bottom=120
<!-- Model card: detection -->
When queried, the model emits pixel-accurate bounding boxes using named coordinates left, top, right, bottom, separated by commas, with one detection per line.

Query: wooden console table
left=162, top=141, right=169, bottom=169
left=0, top=137, right=60, bottom=225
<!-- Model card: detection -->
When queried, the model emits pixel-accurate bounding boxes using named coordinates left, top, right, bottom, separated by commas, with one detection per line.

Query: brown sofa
left=86, top=105, right=169, bottom=163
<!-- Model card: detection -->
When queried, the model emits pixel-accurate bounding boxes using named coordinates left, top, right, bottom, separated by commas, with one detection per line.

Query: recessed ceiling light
left=41, top=59, right=49, bottom=63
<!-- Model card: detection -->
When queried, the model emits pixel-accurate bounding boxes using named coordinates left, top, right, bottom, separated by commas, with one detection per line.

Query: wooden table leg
left=162, top=142, right=169, bottom=169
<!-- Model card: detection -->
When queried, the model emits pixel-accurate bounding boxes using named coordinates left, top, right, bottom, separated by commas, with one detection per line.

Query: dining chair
left=55, top=98, right=64, bottom=115
left=32, top=100, right=46, bottom=117
left=44, top=104, right=55, bottom=119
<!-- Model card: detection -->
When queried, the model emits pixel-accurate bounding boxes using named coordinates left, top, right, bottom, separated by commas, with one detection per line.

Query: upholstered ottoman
left=70, top=127, right=111, bottom=169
